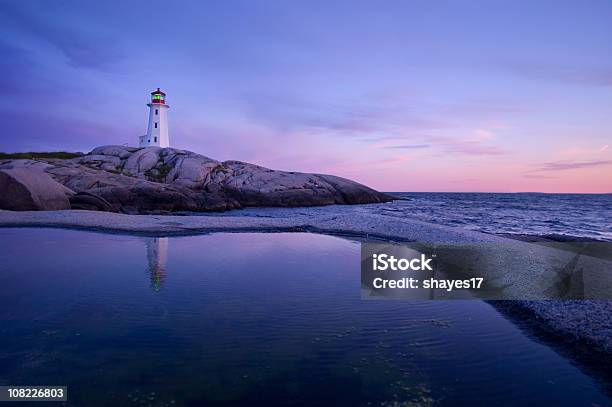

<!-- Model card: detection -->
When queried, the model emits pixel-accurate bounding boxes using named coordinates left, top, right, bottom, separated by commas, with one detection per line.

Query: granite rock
left=0, top=160, right=72, bottom=210
left=0, top=145, right=393, bottom=213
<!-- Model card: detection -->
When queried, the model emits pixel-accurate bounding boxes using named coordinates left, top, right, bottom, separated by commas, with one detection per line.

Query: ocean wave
left=376, top=193, right=612, bottom=242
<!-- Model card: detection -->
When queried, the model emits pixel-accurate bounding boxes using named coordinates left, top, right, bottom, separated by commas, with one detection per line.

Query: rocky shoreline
left=0, top=146, right=392, bottom=213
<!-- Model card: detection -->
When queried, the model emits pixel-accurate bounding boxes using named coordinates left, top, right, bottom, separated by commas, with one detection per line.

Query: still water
left=0, top=228, right=610, bottom=406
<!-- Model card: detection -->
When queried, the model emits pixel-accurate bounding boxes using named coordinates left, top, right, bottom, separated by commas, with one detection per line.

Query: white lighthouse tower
left=139, top=88, right=170, bottom=148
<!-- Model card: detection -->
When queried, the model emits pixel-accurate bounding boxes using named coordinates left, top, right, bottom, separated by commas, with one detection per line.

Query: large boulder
left=316, top=174, right=387, bottom=204
left=0, top=160, right=72, bottom=210
left=69, top=191, right=114, bottom=212
left=221, top=161, right=389, bottom=207
left=0, top=146, right=393, bottom=213
left=89, top=145, right=139, bottom=159
left=123, top=147, right=163, bottom=176
left=165, top=154, right=219, bottom=189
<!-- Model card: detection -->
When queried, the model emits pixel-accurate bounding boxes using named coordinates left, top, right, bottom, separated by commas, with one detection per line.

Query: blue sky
left=1, top=0, right=611, bottom=192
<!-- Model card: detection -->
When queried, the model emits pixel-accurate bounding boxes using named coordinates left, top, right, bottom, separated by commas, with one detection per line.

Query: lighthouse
left=139, top=88, right=170, bottom=148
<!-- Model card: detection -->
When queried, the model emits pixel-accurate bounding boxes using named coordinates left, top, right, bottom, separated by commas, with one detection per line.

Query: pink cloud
left=531, top=160, right=612, bottom=172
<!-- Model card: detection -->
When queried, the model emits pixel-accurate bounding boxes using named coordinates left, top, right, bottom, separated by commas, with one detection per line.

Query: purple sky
left=1, top=0, right=611, bottom=192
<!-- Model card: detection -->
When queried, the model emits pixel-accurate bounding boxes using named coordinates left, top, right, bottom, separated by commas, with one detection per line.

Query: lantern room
left=151, top=88, right=166, bottom=104
left=140, top=87, right=170, bottom=148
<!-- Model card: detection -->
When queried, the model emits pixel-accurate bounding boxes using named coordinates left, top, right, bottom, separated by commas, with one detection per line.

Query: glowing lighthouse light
left=139, top=88, right=170, bottom=148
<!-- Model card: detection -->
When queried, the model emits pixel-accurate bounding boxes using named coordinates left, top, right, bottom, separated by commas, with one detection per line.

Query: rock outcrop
left=0, top=160, right=72, bottom=210
left=0, top=146, right=393, bottom=213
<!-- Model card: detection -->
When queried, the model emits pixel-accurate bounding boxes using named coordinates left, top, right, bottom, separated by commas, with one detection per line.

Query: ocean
left=381, top=193, right=612, bottom=241
left=194, top=192, right=612, bottom=242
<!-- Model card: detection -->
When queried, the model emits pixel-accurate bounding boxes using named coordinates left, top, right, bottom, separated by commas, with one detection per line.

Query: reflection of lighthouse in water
left=146, top=237, right=168, bottom=291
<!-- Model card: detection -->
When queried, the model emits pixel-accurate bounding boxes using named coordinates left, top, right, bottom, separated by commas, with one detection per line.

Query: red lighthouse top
left=150, top=88, right=166, bottom=104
